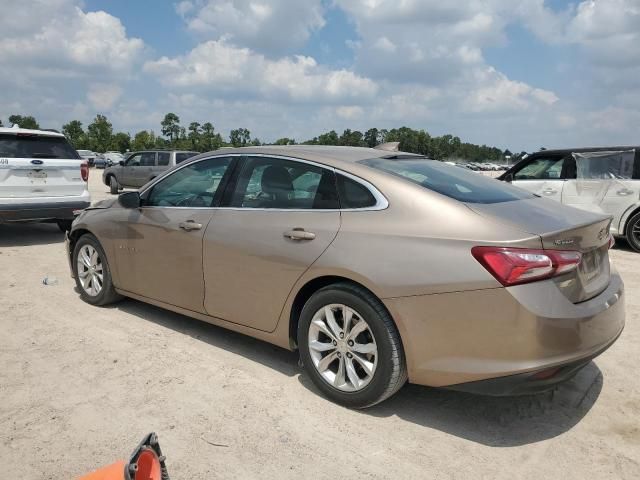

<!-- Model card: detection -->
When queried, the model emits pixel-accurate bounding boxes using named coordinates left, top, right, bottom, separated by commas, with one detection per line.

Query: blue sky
left=1, top=0, right=638, bottom=151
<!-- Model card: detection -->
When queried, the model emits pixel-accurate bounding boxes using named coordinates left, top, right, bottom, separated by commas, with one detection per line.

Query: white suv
left=0, top=126, right=90, bottom=231
left=501, top=147, right=640, bottom=251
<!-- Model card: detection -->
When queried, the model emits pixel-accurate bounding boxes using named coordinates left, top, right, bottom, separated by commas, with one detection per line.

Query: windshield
left=361, top=157, right=536, bottom=204
left=0, top=134, right=80, bottom=159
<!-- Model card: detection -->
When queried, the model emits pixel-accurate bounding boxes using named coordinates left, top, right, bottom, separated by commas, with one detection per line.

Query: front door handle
left=542, top=189, right=557, bottom=195
left=617, top=188, right=634, bottom=196
left=179, top=220, right=203, bottom=231
left=284, top=228, right=316, bottom=241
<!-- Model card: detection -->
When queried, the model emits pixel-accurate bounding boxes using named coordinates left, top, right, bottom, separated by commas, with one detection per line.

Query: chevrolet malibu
left=66, top=146, right=624, bottom=408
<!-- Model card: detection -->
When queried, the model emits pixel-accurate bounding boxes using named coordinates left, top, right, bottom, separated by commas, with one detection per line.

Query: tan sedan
left=66, top=146, right=624, bottom=408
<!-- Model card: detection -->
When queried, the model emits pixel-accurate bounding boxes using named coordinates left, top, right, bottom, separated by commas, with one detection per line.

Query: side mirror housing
left=118, top=191, right=141, bottom=209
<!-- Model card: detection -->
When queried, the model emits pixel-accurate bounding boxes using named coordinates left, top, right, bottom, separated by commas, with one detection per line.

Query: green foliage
left=161, top=113, right=181, bottom=143
left=274, top=137, right=296, bottom=145
left=9, top=115, right=40, bottom=129
left=62, top=120, right=87, bottom=149
left=200, top=122, right=223, bottom=152
left=110, top=132, right=131, bottom=153
left=230, top=128, right=251, bottom=147
left=132, top=130, right=156, bottom=151
left=87, top=115, right=113, bottom=153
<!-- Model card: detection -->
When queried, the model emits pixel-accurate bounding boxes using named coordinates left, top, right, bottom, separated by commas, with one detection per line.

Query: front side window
left=513, top=156, right=565, bottom=180
left=145, top=157, right=232, bottom=207
left=125, top=154, right=142, bottom=166
left=361, top=157, right=535, bottom=204
left=230, top=157, right=339, bottom=209
left=157, top=152, right=170, bottom=166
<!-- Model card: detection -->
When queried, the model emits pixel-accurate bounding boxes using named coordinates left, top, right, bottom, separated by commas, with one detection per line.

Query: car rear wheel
left=298, top=283, right=407, bottom=408
left=73, top=234, right=123, bottom=306
left=109, top=176, right=120, bottom=195
left=626, top=212, right=640, bottom=252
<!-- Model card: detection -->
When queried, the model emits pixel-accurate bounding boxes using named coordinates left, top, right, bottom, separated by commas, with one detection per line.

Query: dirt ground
left=1, top=171, right=639, bottom=479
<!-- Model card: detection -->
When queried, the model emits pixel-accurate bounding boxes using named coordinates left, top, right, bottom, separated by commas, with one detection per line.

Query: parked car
left=0, top=126, right=90, bottom=231
left=66, top=146, right=623, bottom=408
left=103, top=150, right=198, bottom=194
left=500, top=147, right=640, bottom=251
left=77, top=149, right=97, bottom=167
left=96, top=152, right=123, bottom=169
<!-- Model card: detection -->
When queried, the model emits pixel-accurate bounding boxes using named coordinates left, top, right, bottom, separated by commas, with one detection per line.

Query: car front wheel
left=626, top=212, right=640, bottom=252
left=73, top=234, right=123, bottom=306
left=109, top=176, right=120, bottom=195
left=298, top=283, right=407, bottom=409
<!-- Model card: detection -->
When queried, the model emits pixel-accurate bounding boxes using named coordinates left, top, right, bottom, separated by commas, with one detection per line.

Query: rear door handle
left=179, top=220, right=203, bottom=231
left=617, top=189, right=634, bottom=196
left=284, top=228, right=316, bottom=241
left=542, top=189, right=557, bottom=195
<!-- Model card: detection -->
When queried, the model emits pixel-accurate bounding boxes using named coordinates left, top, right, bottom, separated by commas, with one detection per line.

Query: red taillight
left=81, top=161, right=89, bottom=182
left=471, top=247, right=582, bottom=287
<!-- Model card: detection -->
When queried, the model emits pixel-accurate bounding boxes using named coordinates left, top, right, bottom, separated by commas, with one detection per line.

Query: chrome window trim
left=139, top=152, right=389, bottom=212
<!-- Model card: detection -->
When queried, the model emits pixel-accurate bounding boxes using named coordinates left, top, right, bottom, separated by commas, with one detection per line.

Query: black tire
left=109, top=176, right=120, bottom=195
left=56, top=220, right=73, bottom=233
left=72, top=233, right=123, bottom=306
left=626, top=212, right=640, bottom=252
left=297, top=282, right=407, bottom=409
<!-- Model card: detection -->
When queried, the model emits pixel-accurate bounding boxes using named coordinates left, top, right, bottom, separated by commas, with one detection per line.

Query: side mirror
left=119, top=160, right=125, bottom=166
left=118, top=191, right=141, bottom=209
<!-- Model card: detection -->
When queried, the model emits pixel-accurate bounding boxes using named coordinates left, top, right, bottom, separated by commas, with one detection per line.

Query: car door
left=114, top=156, right=235, bottom=312
left=133, top=152, right=157, bottom=187
left=202, top=155, right=341, bottom=332
left=563, top=150, right=638, bottom=230
left=510, top=154, right=566, bottom=201
left=121, top=153, right=142, bottom=187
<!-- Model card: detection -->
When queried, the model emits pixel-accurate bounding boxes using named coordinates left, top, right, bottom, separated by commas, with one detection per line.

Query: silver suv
left=103, top=150, right=198, bottom=194
left=501, top=147, right=640, bottom=251
left=0, top=126, right=90, bottom=231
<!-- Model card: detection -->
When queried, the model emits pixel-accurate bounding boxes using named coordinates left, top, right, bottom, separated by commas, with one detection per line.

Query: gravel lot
left=1, top=171, right=639, bottom=479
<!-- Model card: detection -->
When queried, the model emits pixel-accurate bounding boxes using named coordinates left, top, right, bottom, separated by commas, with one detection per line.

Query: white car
left=77, top=149, right=97, bottom=166
left=0, top=126, right=90, bottom=231
left=501, top=147, right=640, bottom=251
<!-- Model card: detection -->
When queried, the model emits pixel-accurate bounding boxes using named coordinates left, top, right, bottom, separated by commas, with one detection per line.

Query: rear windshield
left=0, top=134, right=80, bottom=159
left=176, top=152, right=198, bottom=164
left=361, top=157, right=535, bottom=204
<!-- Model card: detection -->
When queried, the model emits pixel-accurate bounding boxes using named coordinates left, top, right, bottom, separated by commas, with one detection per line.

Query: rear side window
left=361, top=157, right=535, bottom=204
left=140, top=152, right=156, bottom=166
left=337, top=175, right=376, bottom=209
left=0, top=134, right=80, bottom=159
left=176, top=152, right=197, bottom=164
left=573, top=150, right=636, bottom=179
left=157, top=152, right=170, bottom=166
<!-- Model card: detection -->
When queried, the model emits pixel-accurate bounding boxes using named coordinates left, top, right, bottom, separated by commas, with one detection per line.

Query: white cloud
left=87, top=84, right=123, bottom=111
left=178, top=0, right=325, bottom=54
left=144, top=40, right=378, bottom=103
left=336, top=106, right=364, bottom=119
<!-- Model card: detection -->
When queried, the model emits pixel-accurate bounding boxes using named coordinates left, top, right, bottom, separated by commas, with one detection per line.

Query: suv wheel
left=73, top=234, right=123, bottom=306
left=109, top=176, right=120, bottom=195
left=298, top=283, right=407, bottom=409
left=626, top=212, right=640, bottom=252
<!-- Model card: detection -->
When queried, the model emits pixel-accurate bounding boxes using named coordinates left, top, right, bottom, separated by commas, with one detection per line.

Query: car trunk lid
left=467, top=197, right=612, bottom=303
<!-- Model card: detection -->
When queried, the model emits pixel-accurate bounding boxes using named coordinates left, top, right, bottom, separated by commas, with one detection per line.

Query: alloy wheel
left=307, top=304, right=378, bottom=392
left=77, top=244, right=104, bottom=296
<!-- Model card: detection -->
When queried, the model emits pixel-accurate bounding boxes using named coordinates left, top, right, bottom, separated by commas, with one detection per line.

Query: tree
left=188, top=122, right=201, bottom=150
left=274, top=138, right=296, bottom=145
left=317, top=130, right=339, bottom=145
left=9, top=115, right=39, bottom=129
left=229, top=128, right=251, bottom=147
left=364, top=128, right=379, bottom=148
left=161, top=113, right=181, bottom=144
left=200, top=122, right=222, bottom=151
left=132, top=130, right=156, bottom=151
left=62, top=120, right=87, bottom=149
left=87, top=114, right=113, bottom=152
left=251, top=137, right=262, bottom=146
left=339, top=129, right=364, bottom=147
left=110, top=132, right=131, bottom=153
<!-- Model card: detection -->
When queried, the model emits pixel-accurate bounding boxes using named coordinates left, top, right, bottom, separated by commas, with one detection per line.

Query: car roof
left=531, top=146, right=639, bottom=156
left=196, top=145, right=423, bottom=169
left=0, top=126, right=64, bottom=137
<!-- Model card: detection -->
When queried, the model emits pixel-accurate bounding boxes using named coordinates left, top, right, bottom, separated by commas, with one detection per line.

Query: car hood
left=86, top=198, right=118, bottom=210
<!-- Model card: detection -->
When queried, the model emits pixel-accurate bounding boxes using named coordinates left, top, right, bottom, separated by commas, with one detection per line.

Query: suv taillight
left=81, top=161, right=89, bottom=182
left=471, top=247, right=582, bottom=287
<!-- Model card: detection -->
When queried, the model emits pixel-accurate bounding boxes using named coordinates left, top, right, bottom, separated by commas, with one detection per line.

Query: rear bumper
left=384, top=268, right=625, bottom=389
left=0, top=200, right=90, bottom=222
